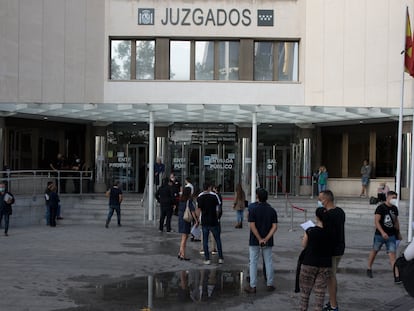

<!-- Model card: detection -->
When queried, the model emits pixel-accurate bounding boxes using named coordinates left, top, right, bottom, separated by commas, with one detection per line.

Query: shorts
left=372, top=234, right=396, bottom=253
left=361, top=176, right=369, bottom=186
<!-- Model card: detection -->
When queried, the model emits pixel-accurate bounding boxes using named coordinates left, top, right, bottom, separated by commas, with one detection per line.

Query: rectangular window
left=195, top=41, right=214, bottom=80
left=136, top=40, right=155, bottom=80
left=254, top=41, right=273, bottom=81
left=277, top=42, right=298, bottom=81
left=219, top=41, right=239, bottom=80
left=170, top=41, right=191, bottom=80
left=110, top=40, right=131, bottom=80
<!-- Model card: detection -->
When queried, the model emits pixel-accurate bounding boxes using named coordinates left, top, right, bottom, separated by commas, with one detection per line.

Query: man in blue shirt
left=245, top=188, right=278, bottom=293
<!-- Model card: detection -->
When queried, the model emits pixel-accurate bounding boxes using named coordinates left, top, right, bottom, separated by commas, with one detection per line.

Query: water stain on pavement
left=62, top=269, right=280, bottom=310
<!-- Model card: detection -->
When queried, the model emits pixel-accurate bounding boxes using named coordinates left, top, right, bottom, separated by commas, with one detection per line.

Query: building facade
left=0, top=0, right=413, bottom=198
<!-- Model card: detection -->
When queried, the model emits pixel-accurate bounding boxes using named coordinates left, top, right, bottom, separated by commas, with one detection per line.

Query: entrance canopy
left=0, top=103, right=411, bottom=125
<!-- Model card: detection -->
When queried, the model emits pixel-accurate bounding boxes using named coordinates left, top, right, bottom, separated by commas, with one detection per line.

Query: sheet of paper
left=300, top=220, right=315, bottom=230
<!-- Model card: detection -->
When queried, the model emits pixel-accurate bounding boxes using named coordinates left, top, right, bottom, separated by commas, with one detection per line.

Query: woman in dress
left=177, top=186, right=198, bottom=260
left=233, top=183, right=246, bottom=228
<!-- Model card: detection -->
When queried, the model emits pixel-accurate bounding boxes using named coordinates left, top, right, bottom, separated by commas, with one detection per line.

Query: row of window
left=110, top=39, right=299, bottom=81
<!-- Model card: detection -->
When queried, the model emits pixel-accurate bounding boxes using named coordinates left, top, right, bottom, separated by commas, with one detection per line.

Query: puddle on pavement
left=64, top=269, right=290, bottom=310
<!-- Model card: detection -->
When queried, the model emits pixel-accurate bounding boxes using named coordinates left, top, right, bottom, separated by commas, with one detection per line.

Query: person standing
left=360, top=159, right=371, bottom=197
left=154, top=157, right=165, bottom=188
left=48, top=182, right=60, bottom=227
left=317, top=165, right=328, bottom=193
left=177, top=187, right=198, bottom=260
left=0, top=182, right=14, bottom=236
left=233, top=183, right=246, bottom=229
left=244, top=188, right=278, bottom=293
left=105, top=181, right=123, bottom=228
left=156, top=177, right=174, bottom=232
left=366, top=191, right=401, bottom=283
left=299, top=207, right=332, bottom=311
left=44, top=181, right=54, bottom=226
left=169, top=173, right=182, bottom=215
left=319, top=190, right=345, bottom=311
left=196, top=181, right=223, bottom=265
left=50, top=153, right=68, bottom=193
left=184, top=176, right=194, bottom=195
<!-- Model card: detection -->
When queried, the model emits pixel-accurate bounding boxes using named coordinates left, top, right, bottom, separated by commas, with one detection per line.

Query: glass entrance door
left=258, top=145, right=290, bottom=195
left=204, top=144, right=236, bottom=193
left=125, top=144, right=147, bottom=193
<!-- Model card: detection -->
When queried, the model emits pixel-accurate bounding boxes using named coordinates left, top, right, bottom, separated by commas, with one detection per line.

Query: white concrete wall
left=0, top=0, right=105, bottom=104
left=304, top=0, right=414, bottom=109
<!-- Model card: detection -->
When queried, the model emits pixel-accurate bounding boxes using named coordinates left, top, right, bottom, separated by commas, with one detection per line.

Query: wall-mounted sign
left=138, top=8, right=274, bottom=27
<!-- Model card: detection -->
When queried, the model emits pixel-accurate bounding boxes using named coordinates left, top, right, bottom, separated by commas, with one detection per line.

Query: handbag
left=183, top=200, right=192, bottom=223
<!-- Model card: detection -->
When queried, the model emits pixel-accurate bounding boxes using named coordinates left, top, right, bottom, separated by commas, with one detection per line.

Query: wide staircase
left=57, top=193, right=410, bottom=232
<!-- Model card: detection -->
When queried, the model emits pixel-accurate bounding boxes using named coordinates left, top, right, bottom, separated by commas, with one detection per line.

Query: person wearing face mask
left=366, top=191, right=401, bottom=283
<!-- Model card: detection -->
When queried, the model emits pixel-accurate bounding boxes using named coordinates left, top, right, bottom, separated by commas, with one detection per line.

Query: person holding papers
left=299, top=207, right=331, bottom=311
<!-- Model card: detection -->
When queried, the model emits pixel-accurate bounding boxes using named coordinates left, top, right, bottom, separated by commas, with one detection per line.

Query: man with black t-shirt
left=105, top=181, right=123, bottom=228
left=319, top=190, right=345, bottom=311
left=196, top=181, right=223, bottom=265
left=367, top=191, right=401, bottom=283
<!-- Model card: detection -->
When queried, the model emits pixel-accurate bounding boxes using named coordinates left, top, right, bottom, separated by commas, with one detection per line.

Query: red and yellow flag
left=405, top=8, right=414, bottom=77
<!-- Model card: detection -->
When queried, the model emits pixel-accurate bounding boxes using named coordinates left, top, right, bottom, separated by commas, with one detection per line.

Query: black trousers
left=159, top=205, right=173, bottom=231
left=50, top=206, right=57, bottom=227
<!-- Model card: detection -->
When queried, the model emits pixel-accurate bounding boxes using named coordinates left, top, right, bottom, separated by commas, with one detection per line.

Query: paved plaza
left=1, top=197, right=414, bottom=310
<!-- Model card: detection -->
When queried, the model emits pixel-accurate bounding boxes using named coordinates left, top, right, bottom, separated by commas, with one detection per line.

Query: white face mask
left=317, top=200, right=324, bottom=208
left=390, top=198, right=398, bottom=206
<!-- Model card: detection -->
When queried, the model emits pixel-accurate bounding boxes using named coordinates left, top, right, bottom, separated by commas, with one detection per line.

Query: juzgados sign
left=138, top=8, right=274, bottom=27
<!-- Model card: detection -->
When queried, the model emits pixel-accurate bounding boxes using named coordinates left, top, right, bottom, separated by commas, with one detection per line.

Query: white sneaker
left=211, top=250, right=218, bottom=255
left=199, top=250, right=204, bottom=255
left=203, top=260, right=211, bottom=265
left=218, top=258, right=224, bottom=264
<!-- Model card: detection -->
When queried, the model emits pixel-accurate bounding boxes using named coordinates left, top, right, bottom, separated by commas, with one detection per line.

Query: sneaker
left=266, top=285, right=276, bottom=292
left=366, top=269, right=373, bottom=278
left=395, top=276, right=402, bottom=284
left=322, top=304, right=338, bottom=311
left=199, top=250, right=205, bottom=255
left=218, top=258, right=224, bottom=264
left=105, top=224, right=109, bottom=228
left=211, top=250, right=218, bottom=255
left=203, top=260, right=211, bottom=265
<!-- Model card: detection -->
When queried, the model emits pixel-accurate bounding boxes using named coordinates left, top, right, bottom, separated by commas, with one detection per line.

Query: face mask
left=0, top=188, right=5, bottom=192
left=390, top=198, right=398, bottom=206
left=317, top=200, right=324, bottom=208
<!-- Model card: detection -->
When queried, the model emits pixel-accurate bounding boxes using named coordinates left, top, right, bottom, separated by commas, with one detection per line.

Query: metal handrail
left=0, top=170, right=93, bottom=195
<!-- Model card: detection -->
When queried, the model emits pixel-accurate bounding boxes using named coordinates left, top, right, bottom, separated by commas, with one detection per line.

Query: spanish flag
left=405, top=8, right=414, bottom=77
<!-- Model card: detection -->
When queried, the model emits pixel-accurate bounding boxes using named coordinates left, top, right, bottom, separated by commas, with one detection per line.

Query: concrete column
left=251, top=113, right=257, bottom=203
left=93, top=126, right=107, bottom=193
left=0, top=118, right=4, bottom=169
left=148, top=112, right=155, bottom=221
left=342, top=133, right=349, bottom=177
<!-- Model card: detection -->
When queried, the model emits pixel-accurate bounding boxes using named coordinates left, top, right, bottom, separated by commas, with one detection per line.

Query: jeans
left=249, top=245, right=273, bottom=287
left=202, top=225, right=223, bottom=260
left=318, top=184, right=327, bottom=193
left=106, top=205, right=121, bottom=225
left=45, top=204, right=50, bottom=225
left=236, top=210, right=244, bottom=223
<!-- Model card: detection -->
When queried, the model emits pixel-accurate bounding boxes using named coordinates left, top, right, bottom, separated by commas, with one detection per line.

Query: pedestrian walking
left=196, top=181, right=223, bottom=265
left=317, top=165, right=328, bottom=193
left=156, top=177, right=174, bottom=232
left=360, top=159, right=371, bottom=197
left=105, top=181, right=123, bottom=228
left=366, top=191, right=401, bottom=283
left=0, top=182, right=14, bottom=236
left=48, top=183, right=60, bottom=227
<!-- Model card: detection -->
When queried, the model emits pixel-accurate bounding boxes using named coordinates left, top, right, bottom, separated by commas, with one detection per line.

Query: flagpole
left=407, top=6, right=414, bottom=242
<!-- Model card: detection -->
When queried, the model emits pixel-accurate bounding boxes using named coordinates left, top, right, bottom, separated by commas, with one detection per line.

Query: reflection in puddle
left=66, top=269, right=265, bottom=310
